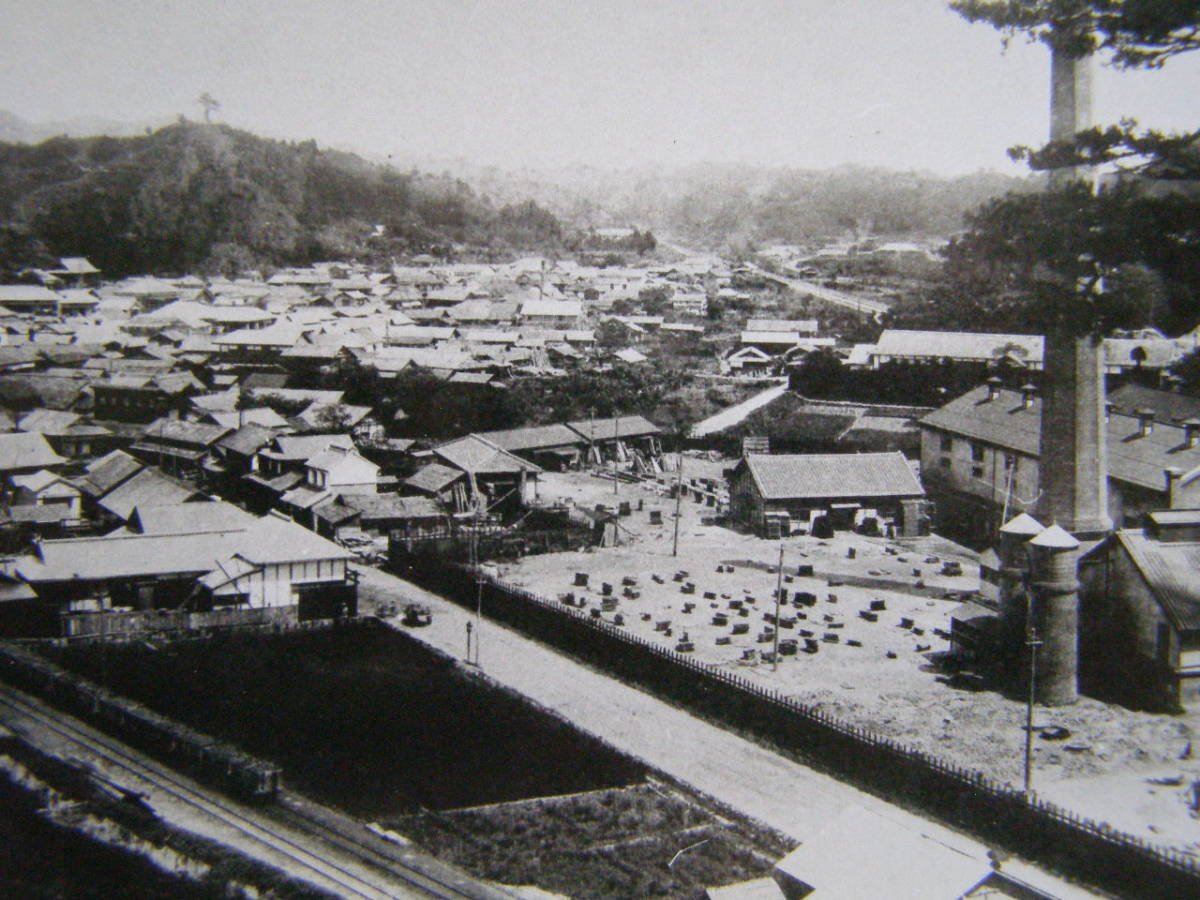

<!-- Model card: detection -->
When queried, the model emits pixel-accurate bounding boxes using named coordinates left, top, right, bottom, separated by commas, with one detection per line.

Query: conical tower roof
left=1029, top=523, right=1080, bottom=550
left=1000, top=512, right=1044, bottom=536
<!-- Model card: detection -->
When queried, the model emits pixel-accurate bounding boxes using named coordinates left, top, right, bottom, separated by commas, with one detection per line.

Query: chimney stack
left=1183, top=418, right=1200, bottom=450
left=1135, top=408, right=1155, bottom=438
left=1165, top=467, right=1184, bottom=508
left=1019, top=383, right=1037, bottom=410
left=985, top=376, right=1002, bottom=402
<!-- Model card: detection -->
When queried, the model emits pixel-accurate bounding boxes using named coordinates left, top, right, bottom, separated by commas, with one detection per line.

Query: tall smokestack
left=1048, top=45, right=1093, bottom=188
left=1037, top=333, right=1111, bottom=538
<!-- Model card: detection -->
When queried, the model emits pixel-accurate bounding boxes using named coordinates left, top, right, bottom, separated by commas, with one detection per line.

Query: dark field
left=391, top=782, right=786, bottom=900
left=45, top=623, right=646, bottom=818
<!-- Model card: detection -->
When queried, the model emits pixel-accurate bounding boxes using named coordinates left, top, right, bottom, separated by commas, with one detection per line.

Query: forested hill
left=0, top=122, right=565, bottom=277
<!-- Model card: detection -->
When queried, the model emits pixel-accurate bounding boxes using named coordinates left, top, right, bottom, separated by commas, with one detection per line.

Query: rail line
left=0, top=684, right=502, bottom=900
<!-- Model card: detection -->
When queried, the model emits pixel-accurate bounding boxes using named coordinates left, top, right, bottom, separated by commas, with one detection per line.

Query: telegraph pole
left=1023, top=593, right=1043, bottom=796
left=772, top=540, right=784, bottom=671
left=613, top=414, right=620, bottom=496
left=671, top=451, right=684, bottom=557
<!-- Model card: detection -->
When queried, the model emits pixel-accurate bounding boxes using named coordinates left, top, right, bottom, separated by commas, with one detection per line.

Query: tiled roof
left=434, top=434, right=542, bottom=476
left=738, top=451, right=924, bottom=501
left=73, top=450, right=143, bottom=498
left=1117, top=529, right=1200, bottom=632
left=1108, top=384, right=1200, bottom=424
left=140, top=417, right=230, bottom=448
left=217, top=423, right=277, bottom=456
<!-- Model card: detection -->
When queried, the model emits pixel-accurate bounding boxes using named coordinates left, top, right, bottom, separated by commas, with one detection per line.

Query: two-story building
left=919, top=382, right=1200, bottom=545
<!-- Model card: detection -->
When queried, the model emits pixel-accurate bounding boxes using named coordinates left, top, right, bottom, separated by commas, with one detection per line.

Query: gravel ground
left=493, top=467, right=1200, bottom=855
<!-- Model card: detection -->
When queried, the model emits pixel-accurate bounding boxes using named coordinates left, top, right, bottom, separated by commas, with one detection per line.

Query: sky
left=1, top=0, right=1196, bottom=175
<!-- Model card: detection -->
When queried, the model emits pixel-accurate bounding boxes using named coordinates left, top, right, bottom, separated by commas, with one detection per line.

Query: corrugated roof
left=739, top=451, right=924, bottom=501
left=1117, top=530, right=1200, bottom=632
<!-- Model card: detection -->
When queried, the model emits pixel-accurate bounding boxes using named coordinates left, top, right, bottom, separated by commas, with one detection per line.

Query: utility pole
left=1024, top=592, right=1043, bottom=796
left=613, top=414, right=620, bottom=496
left=772, top=540, right=784, bottom=671
left=671, top=451, right=684, bottom=557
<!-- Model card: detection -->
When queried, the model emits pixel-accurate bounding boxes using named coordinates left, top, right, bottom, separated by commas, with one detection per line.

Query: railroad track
left=0, top=685, right=506, bottom=900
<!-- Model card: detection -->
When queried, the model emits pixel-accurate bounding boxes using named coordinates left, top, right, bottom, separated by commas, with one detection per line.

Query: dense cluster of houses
left=0, top=255, right=700, bottom=636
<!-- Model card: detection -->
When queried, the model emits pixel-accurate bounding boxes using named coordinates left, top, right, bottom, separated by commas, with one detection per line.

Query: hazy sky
left=2, top=0, right=1196, bottom=174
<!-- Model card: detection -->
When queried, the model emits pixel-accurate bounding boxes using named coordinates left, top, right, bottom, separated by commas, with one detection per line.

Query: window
left=970, top=443, right=986, bottom=463
left=1004, top=454, right=1017, bottom=470
left=939, top=457, right=951, bottom=470
left=971, top=465, right=985, bottom=479
left=940, top=436, right=953, bottom=452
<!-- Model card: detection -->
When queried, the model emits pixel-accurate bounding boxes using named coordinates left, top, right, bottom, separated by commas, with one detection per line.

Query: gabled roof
left=10, top=469, right=74, bottom=494
left=128, top=501, right=255, bottom=536
left=921, top=384, right=1200, bottom=493
left=0, top=432, right=66, bottom=472
left=204, top=407, right=291, bottom=431
left=139, top=417, right=230, bottom=448
left=735, top=451, right=924, bottom=501
left=263, top=433, right=353, bottom=462
left=1108, top=383, right=1200, bottom=425
left=97, top=468, right=204, bottom=521
left=565, top=415, right=661, bottom=442
left=17, top=408, right=82, bottom=436
left=477, top=423, right=583, bottom=453
left=340, top=493, right=443, bottom=521
left=873, top=329, right=1044, bottom=364
left=433, top=433, right=543, bottom=476
left=216, top=423, right=278, bottom=457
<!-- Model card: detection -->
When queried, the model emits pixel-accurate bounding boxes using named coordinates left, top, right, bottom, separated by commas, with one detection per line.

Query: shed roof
left=565, top=415, right=661, bottom=442
left=404, top=463, right=465, bottom=493
left=477, top=423, right=583, bottom=453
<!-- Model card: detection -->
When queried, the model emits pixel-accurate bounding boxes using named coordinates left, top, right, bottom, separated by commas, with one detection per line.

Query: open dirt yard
left=493, top=465, right=1200, bottom=856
